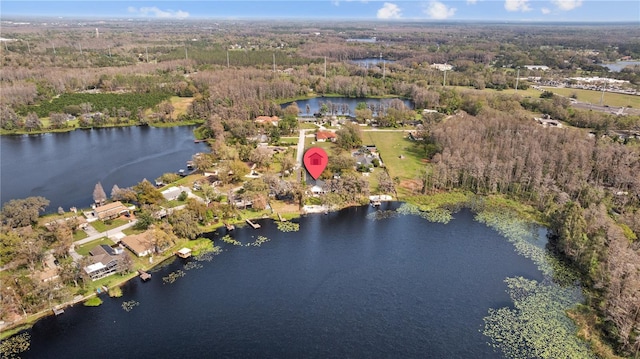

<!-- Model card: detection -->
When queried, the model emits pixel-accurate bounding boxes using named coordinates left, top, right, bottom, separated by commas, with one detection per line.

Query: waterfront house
left=121, top=232, right=155, bottom=257
left=84, top=245, right=125, bottom=281
left=93, top=201, right=129, bottom=221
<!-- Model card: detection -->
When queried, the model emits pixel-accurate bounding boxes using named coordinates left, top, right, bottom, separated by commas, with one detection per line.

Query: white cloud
left=377, top=2, right=402, bottom=19
left=541, top=7, right=551, bottom=14
left=425, top=1, right=457, bottom=19
left=128, top=6, right=189, bottom=19
left=504, top=0, right=531, bottom=12
left=467, top=0, right=478, bottom=4
left=551, top=0, right=583, bottom=11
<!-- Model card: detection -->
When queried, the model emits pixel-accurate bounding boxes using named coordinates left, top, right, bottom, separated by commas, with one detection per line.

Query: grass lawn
left=363, top=131, right=426, bottom=199
left=170, top=96, right=194, bottom=117
left=73, top=230, right=88, bottom=241
left=453, top=85, right=542, bottom=98
left=540, top=87, right=640, bottom=108
left=75, top=238, right=115, bottom=256
left=90, top=218, right=129, bottom=233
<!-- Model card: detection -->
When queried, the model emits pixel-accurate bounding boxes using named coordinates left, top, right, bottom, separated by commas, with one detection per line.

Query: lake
left=283, top=97, right=413, bottom=117
left=0, top=126, right=206, bottom=212
left=603, top=60, right=640, bottom=72
left=22, top=205, right=550, bottom=358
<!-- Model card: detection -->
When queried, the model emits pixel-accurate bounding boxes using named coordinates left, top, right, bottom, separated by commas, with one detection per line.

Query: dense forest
left=1, top=19, right=639, bottom=357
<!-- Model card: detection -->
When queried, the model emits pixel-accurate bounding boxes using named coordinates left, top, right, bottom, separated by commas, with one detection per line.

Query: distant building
left=524, top=65, right=550, bottom=71
left=254, top=116, right=280, bottom=126
left=430, top=63, right=453, bottom=71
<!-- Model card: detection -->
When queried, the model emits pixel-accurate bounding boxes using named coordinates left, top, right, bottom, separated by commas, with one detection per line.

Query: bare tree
left=93, top=182, right=107, bottom=206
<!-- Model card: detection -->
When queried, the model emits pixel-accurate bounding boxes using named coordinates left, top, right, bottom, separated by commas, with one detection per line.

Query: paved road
left=295, top=129, right=310, bottom=168
left=74, top=219, right=138, bottom=246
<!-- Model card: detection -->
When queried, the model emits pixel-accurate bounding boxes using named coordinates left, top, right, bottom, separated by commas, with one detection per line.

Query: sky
left=1, top=1, right=639, bottom=22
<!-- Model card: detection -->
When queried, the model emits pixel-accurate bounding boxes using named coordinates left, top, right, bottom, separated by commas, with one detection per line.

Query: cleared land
left=170, top=96, right=195, bottom=117
left=363, top=130, right=425, bottom=199
left=541, top=87, right=640, bottom=108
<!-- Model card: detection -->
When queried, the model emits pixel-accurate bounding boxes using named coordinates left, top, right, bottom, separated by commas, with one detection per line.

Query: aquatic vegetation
left=477, top=207, right=590, bottom=358
left=277, top=221, right=300, bottom=232
left=483, top=277, right=594, bottom=359
left=162, top=269, right=186, bottom=284
left=83, top=297, right=103, bottom=307
left=395, top=203, right=452, bottom=223
left=194, top=246, right=222, bottom=262
left=121, top=300, right=139, bottom=312
left=366, top=210, right=399, bottom=220
left=220, top=235, right=242, bottom=246
left=422, top=208, right=452, bottom=223
left=108, top=286, right=123, bottom=298
left=474, top=209, right=576, bottom=283
left=183, top=261, right=203, bottom=270
left=0, top=332, right=30, bottom=358
left=247, top=236, right=270, bottom=247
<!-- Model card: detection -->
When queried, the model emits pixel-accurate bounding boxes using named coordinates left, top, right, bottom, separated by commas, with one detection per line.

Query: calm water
left=284, top=97, right=413, bottom=116
left=23, top=205, right=545, bottom=358
left=603, top=60, right=640, bottom=72
left=0, top=126, right=205, bottom=212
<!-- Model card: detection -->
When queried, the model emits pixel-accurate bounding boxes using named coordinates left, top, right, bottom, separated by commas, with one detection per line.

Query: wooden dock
left=224, top=222, right=235, bottom=231
left=246, top=219, right=261, bottom=229
left=138, top=269, right=152, bottom=281
left=277, top=213, right=286, bottom=222
left=52, top=307, right=65, bottom=316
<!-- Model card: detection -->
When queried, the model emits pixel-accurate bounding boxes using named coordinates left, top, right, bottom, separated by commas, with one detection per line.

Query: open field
left=541, top=87, right=640, bottom=108
left=363, top=131, right=425, bottom=199
left=170, top=96, right=194, bottom=117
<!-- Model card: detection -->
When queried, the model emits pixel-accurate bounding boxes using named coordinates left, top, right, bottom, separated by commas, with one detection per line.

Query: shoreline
left=0, top=120, right=204, bottom=137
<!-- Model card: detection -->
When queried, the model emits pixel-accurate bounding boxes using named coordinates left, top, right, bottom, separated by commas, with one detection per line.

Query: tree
left=0, top=106, right=20, bottom=130
left=168, top=208, right=202, bottom=240
left=283, top=102, right=300, bottom=118
left=377, top=170, right=395, bottom=194
left=93, top=182, right=107, bottom=205
left=111, top=185, right=137, bottom=203
left=1, top=197, right=50, bottom=228
left=133, top=179, right=164, bottom=205
left=24, top=112, right=42, bottom=132
left=49, top=113, right=68, bottom=129
left=335, top=123, right=362, bottom=150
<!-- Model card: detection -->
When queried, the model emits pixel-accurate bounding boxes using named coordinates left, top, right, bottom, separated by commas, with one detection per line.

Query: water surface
left=0, top=126, right=205, bottom=211
left=23, top=205, right=544, bottom=358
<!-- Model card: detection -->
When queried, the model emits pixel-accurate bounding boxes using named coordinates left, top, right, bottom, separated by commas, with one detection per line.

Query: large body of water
left=603, top=60, right=640, bottom=72
left=23, top=205, right=545, bottom=358
left=0, top=126, right=205, bottom=212
left=284, top=97, right=413, bottom=117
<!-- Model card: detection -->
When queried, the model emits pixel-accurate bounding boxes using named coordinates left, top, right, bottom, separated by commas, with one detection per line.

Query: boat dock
left=246, top=219, right=261, bottom=229
left=52, top=307, right=65, bottom=316
left=224, top=222, right=235, bottom=231
left=277, top=213, right=286, bottom=222
left=138, top=269, right=152, bottom=281
left=176, top=247, right=192, bottom=259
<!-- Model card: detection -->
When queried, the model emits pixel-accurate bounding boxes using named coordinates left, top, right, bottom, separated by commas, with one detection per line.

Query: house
left=430, top=63, right=453, bottom=71
left=524, top=65, right=550, bottom=71
left=121, top=232, right=155, bottom=257
left=84, top=245, right=125, bottom=281
left=316, top=131, right=337, bottom=142
left=93, top=201, right=129, bottom=221
left=254, top=115, right=280, bottom=126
